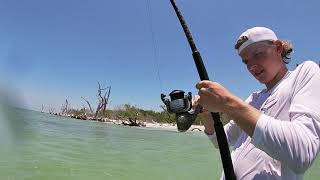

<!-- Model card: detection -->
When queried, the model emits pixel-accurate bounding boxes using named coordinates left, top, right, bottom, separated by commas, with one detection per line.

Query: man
left=194, top=27, right=320, bottom=179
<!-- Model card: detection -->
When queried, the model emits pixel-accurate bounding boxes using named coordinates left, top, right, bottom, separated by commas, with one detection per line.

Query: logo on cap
left=235, top=36, right=248, bottom=50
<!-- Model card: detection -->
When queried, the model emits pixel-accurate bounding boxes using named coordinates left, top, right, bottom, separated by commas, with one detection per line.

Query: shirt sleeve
left=207, top=120, right=242, bottom=148
left=251, top=61, right=320, bottom=173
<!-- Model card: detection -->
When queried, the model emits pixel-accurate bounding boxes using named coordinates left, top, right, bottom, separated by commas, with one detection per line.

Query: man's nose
left=248, top=64, right=258, bottom=71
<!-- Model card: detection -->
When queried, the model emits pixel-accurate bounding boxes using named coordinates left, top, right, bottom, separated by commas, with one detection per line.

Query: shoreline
left=49, top=113, right=205, bottom=132
left=104, top=119, right=205, bottom=132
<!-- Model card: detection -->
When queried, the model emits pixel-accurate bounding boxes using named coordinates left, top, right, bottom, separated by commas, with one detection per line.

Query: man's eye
left=254, top=52, right=265, bottom=58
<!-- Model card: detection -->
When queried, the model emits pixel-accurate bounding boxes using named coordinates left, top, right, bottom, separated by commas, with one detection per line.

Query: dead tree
left=81, top=82, right=111, bottom=119
left=102, top=86, right=111, bottom=114
left=94, top=83, right=111, bottom=119
left=94, top=82, right=103, bottom=118
left=61, top=99, right=70, bottom=115
left=49, top=108, right=55, bottom=114
left=81, top=97, right=93, bottom=114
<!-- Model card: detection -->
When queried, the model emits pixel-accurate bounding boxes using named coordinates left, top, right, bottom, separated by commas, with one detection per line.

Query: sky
left=0, top=0, right=319, bottom=112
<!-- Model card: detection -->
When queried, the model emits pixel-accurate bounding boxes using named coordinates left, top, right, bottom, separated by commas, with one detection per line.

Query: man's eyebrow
left=253, top=49, right=263, bottom=55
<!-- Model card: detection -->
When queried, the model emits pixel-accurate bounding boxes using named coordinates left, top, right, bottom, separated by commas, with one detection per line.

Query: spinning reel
left=161, top=90, right=201, bottom=132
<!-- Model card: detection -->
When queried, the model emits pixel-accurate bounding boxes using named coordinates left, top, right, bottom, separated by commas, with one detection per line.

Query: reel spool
left=161, top=90, right=200, bottom=132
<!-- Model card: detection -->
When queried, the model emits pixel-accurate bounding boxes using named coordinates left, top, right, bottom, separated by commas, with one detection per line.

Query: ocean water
left=0, top=107, right=319, bottom=180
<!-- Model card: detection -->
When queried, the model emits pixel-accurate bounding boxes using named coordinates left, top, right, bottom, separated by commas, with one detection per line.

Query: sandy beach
left=104, top=119, right=205, bottom=132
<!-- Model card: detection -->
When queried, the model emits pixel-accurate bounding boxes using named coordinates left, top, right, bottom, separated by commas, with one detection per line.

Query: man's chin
left=256, top=78, right=268, bottom=85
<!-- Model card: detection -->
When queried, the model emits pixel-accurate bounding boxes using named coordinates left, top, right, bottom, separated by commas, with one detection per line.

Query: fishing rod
left=161, top=0, right=236, bottom=179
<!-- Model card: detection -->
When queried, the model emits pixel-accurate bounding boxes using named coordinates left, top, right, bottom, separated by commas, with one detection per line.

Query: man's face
left=239, top=41, right=284, bottom=85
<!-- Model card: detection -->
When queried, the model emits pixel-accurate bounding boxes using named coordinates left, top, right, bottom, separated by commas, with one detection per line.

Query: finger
left=198, top=87, right=210, bottom=97
left=197, top=90, right=206, bottom=106
left=191, top=97, right=198, bottom=107
left=196, top=80, right=212, bottom=89
left=192, top=95, right=200, bottom=102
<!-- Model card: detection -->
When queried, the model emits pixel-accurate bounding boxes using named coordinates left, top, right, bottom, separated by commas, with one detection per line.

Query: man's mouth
left=254, top=70, right=264, bottom=77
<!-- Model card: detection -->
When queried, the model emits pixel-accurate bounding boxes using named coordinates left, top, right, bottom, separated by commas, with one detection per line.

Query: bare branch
left=102, top=86, right=111, bottom=113
left=49, top=108, right=55, bottom=114
left=81, top=97, right=93, bottom=114
left=61, top=99, right=70, bottom=115
left=94, top=83, right=111, bottom=118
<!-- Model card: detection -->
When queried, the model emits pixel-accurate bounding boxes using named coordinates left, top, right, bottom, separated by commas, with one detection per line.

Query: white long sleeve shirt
left=207, top=61, right=320, bottom=180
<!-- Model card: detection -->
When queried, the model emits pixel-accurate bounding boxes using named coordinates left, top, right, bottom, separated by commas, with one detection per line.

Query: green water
left=0, top=107, right=319, bottom=180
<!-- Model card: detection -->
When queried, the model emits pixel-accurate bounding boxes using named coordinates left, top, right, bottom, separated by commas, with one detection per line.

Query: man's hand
left=196, top=80, right=236, bottom=113
left=192, top=95, right=215, bottom=135
left=196, top=80, right=261, bottom=137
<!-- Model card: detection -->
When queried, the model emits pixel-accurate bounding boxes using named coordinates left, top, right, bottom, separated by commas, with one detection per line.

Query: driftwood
left=70, top=114, right=87, bottom=120
left=122, top=118, right=145, bottom=127
left=191, top=127, right=202, bottom=132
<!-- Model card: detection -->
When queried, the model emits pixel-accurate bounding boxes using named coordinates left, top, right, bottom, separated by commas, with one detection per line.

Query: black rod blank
left=169, top=1, right=236, bottom=179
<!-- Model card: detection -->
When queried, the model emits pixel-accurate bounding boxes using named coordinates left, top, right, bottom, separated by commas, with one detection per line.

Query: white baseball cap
left=236, top=27, right=278, bottom=54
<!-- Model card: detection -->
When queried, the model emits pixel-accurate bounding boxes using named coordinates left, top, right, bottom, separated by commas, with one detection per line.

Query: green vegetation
left=69, top=103, right=203, bottom=125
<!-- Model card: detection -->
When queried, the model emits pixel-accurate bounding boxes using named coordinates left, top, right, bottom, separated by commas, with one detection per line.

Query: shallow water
left=0, top=107, right=319, bottom=180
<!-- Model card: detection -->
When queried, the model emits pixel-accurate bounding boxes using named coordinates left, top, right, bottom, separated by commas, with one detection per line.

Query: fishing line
left=146, top=0, right=163, bottom=93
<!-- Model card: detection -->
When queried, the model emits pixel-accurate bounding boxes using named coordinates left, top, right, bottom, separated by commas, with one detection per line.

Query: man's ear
left=274, top=40, right=284, bottom=54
